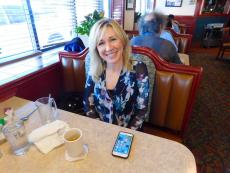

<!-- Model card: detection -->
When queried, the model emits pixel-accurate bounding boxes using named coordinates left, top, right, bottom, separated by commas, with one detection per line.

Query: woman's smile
left=105, top=49, right=118, bottom=57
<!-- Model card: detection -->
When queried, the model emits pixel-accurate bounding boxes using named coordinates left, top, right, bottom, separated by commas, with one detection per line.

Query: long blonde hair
left=89, top=18, right=132, bottom=82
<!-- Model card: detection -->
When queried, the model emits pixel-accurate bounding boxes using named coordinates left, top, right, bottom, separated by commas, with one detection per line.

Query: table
left=0, top=97, right=197, bottom=173
left=0, top=96, right=29, bottom=118
left=202, top=25, right=222, bottom=48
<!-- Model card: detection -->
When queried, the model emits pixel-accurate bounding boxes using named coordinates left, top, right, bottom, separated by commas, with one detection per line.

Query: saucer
left=65, top=144, right=88, bottom=162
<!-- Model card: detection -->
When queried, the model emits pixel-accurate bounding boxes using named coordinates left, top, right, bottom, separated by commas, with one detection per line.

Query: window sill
left=0, top=47, right=63, bottom=86
left=0, top=51, right=42, bottom=66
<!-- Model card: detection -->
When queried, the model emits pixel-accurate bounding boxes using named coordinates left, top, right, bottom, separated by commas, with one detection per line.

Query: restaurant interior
left=0, top=0, right=229, bottom=172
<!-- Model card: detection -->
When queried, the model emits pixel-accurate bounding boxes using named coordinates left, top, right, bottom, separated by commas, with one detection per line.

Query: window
left=5, top=5, right=26, bottom=24
left=30, top=0, right=76, bottom=49
left=110, top=0, right=124, bottom=26
left=0, top=0, right=76, bottom=63
left=0, top=0, right=108, bottom=64
left=135, top=0, right=154, bottom=14
left=76, top=0, right=109, bottom=25
left=0, top=1, right=34, bottom=60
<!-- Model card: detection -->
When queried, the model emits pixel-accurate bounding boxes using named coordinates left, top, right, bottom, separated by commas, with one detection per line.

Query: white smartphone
left=112, top=131, right=134, bottom=159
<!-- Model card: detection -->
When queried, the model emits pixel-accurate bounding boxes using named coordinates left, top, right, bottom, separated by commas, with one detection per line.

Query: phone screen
left=112, top=132, right=134, bottom=158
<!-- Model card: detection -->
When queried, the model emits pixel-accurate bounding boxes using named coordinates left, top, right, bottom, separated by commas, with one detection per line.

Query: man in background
left=131, top=12, right=182, bottom=64
left=160, top=29, right=178, bottom=51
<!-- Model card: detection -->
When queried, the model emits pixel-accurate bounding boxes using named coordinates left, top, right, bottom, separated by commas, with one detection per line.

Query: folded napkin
left=28, top=120, right=69, bottom=154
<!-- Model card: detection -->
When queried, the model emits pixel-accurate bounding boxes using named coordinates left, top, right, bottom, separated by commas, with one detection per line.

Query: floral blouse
left=83, top=61, right=149, bottom=130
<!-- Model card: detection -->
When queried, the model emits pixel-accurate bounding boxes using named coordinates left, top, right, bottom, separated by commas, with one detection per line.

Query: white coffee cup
left=63, top=128, right=83, bottom=158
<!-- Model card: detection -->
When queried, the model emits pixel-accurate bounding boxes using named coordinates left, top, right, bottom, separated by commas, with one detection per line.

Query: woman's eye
left=98, top=42, right=104, bottom=46
left=111, top=38, right=117, bottom=41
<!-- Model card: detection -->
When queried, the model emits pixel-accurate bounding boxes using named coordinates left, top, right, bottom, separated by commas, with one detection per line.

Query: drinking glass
left=3, top=120, right=30, bottom=156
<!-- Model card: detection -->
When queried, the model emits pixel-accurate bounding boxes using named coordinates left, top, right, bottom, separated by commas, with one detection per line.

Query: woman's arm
left=83, top=75, right=99, bottom=119
left=129, top=62, right=149, bottom=130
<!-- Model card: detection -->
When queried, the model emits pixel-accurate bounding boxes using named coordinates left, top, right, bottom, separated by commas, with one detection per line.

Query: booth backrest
left=59, top=46, right=202, bottom=138
left=165, top=28, right=192, bottom=53
left=178, top=24, right=188, bottom=34
left=58, top=48, right=88, bottom=93
left=131, top=47, right=202, bottom=137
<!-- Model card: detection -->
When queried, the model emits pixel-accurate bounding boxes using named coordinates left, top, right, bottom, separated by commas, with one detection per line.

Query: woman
left=83, top=18, right=149, bottom=130
left=166, top=14, right=180, bottom=33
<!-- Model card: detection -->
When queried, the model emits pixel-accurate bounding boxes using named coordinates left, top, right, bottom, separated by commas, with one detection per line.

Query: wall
left=0, top=63, right=62, bottom=103
left=155, top=0, right=196, bottom=16
left=123, top=0, right=197, bottom=32
left=124, top=10, right=134, bottom=30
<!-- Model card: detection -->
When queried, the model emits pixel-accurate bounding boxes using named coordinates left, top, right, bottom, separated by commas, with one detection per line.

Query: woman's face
left=96, top=26, right=124, bottom=66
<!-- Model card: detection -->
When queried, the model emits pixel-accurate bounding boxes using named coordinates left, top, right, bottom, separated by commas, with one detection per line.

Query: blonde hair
left=89, top=18, right=132, bottom=82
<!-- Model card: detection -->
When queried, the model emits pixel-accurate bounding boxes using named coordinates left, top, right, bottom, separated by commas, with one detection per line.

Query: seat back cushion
left=174, top=37, right=188, bottom=53
left=150, top=70, right=193, bottom=131
left=61, top=57, right=86, bottom=93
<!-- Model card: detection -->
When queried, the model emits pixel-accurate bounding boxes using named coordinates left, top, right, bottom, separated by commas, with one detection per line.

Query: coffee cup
left=63, top=128, right=84, bottom=158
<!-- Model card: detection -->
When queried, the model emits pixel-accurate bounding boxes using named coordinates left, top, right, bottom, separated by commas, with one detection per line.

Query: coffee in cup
left=63, top=128, right=83, bottom=158
left=65, top=133, right=80, bottom=141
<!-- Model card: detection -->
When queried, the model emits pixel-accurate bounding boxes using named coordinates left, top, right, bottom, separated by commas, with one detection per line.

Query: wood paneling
left=0, top=63, right=62, bottom=102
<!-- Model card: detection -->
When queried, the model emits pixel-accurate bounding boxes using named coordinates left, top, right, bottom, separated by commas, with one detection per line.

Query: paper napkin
left=28, top=120, right=69, bottom=154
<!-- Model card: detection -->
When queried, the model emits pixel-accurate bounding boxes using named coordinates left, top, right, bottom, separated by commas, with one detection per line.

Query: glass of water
left=3, top=120, right=30, bottom=156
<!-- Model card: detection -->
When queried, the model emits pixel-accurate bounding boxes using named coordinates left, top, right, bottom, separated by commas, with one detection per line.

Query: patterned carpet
left=183, top=50, right=230, bottom=173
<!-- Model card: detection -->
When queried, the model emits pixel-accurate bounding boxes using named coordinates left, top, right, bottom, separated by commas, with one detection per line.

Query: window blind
left=0, top=0, right=76, bottom=62
left=0, top=0, right=34, bottom=60
left=76, top=0, right=103, bottom=25
left=30, top=0, right=76, bottom=50
left=110, top=0, right=124, bottom=27
left=0, top=0, right=107, bottom=63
